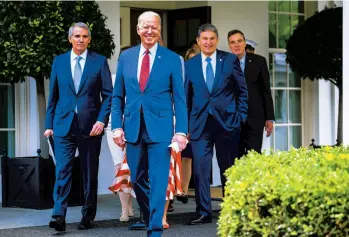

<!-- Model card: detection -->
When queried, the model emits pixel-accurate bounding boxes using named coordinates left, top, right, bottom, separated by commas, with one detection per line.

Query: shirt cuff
left=97, top=121, right=105, bottom=126
left=112, top=128, right=123, bottom=133
left=175, top=132, right=187, bottom=137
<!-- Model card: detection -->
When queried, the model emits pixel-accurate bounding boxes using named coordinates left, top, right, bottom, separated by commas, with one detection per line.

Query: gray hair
left=68, top=22, right=91, bottom=38
left=197, top=23, right=219, bottom=38
left=137, top=11, right=162, bottom=29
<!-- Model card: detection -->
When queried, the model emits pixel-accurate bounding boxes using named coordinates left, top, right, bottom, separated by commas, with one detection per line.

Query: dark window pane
left=275, top=90, right=288, bottom=123
left=0, top=85, right=15, bottom=128
left=289, top=66, right=301, bottom=87
left=278, top=14, right=291, bottom=49
left=269, top=1, right=276, bottom=11
left=275, top=126, right=288, bottom=151
left=174, top=20, right=187, bottom=47
left=290, top=126, right=302, bottom=148
left=289, top=90, right=301, bottom=123
left=291, top=1, right=304, bottom=13
left=291, top=15, right=305, bottom=34
left=274, top=53, right=287, bottom=87
left=269, top=13, right=277, bottom=48
left=278, top=1, right=291, bottom=12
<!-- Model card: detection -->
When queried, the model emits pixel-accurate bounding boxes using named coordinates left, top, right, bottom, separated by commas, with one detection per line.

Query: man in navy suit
left=44, top=22, right=113, bottom=231
left=185, top=24, right=248, bottom=225
left=112, top=11, right=188, bottom=237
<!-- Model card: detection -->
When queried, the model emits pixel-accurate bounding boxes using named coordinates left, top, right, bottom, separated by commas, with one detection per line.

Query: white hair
left=137, top=11, right=162, bottom=29
left=68, top=22, right=91, bottom=38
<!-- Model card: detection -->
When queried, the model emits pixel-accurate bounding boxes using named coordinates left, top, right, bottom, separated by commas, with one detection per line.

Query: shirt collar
left=71, top=49, right=88, bottom=61
left=140, top=42, right=158, bottom=56
left=201, top=50, right=217, bottom=63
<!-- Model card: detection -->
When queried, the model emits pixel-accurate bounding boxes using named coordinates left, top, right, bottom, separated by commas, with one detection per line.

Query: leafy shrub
left=218, top=146, right=349, bottom=237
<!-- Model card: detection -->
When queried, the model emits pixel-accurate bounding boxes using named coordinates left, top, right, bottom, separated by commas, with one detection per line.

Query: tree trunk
left=337, top=85, right=343, bottom=145
left=36, top=78, right=49, bottom=157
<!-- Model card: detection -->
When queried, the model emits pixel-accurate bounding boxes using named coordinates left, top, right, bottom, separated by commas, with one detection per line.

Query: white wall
left=120, top=7, right=131, bottom=48
left=343, top=0, right=349, bottom=145
left=209, top=1, right=269, bottom=60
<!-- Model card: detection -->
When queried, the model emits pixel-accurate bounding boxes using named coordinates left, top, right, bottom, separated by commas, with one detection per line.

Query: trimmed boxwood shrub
left=218, top=146, right=349, bottom=237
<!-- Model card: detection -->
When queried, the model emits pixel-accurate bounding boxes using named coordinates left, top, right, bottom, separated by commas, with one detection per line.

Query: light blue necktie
left=73, top=56, right=82, bottom=113
left=240, top=60, right=245, bottom=72
left=74, top=56, right=82, bottom=93
left=205, top=57, right=214, bottom=92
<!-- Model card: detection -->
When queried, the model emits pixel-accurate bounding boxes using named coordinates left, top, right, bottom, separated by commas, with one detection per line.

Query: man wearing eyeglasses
left=227, top=29, right=275, bottom=157
left=112, top=11, right=187, bottom=237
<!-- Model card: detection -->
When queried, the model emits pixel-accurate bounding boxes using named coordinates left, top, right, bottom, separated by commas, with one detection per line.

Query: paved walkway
left=0, top=194, right=221, bottom=236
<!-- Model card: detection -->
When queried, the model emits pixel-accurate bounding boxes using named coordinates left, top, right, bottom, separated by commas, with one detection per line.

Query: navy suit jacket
left=185, top=50, right=248, bottom=140
left=111, top=44, right=188, bottom=143
left=45, top=50, right=113, bottom=137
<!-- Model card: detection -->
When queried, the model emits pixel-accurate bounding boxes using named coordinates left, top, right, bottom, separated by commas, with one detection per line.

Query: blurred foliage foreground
left=218, top=146, right=349, bottom=237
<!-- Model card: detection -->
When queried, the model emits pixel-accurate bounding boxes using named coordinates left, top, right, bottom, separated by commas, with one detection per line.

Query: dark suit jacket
left=185, top=50, right=248, bottom=140
left=45, top=50, right=113, bottom=137
left=112, top=44, right=188, bottom=143
left=244, top=53, right=274, bottom=130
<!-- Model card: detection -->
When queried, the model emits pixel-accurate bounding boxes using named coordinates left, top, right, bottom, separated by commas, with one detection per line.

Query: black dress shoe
left=176, top=194, right=188, bottom=204
left=167, top=202, right=174, bottom=212
left=49, top=216, right=66, bottom=231
left=188, top=215, right=212, bottom=225
left=78, top=219, right=94, bottom=230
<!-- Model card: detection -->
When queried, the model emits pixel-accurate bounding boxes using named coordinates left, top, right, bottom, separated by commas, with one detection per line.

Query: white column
left=97, top=1, right=121, bottom=194
left=343, top=1, right=349, bottom=145
left=97, top=1, right=120, bottom=74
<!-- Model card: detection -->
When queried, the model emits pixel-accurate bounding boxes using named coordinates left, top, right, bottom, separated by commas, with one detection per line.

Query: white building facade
left=0, top=0, right=346, bottom=202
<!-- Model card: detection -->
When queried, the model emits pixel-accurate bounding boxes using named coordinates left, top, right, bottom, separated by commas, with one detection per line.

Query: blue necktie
left=74, top=56, right=82, bottom=113
left=74, top=56, right=82, bottom=93
left=205, top=57, right=214, bottom=92
left=240, top=60, right=245, bottom=72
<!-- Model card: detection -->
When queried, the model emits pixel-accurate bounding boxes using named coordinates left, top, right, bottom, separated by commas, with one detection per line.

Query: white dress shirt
left=137, top=43, right=158, bottom=81
left=201, top=50, right=217, bottom=81
left=70, top=49, right=87, bottom=78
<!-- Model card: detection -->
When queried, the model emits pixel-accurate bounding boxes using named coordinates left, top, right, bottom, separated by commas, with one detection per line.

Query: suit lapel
left=77, top=51, right=95, bottom=94
left=66, top=51, right=76, bottom=94
left=196, top=54, right=210, bottom=95
left=143, top=45, right=162, bottom=91
left=244, top=53, right=251, bottom=83
left=132, top=45, right=141, bottom=92
left=211, top=50, right=224, bottom=93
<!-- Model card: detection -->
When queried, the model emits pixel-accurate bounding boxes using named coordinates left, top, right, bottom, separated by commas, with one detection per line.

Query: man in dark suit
left=44, top=22, right=113, bottom=231
left=185, top=24, right=248, bottom=225
left=112, top=11, right=187, bottom=237
left=227, top=29, right=274, bottom=156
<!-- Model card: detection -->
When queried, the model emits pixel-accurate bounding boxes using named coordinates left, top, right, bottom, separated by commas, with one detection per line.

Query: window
left=269, top=1, right=305, bottom=49
left=269, top=1, right=304, bottom=151
left=0, top=84, right=16, bottom=174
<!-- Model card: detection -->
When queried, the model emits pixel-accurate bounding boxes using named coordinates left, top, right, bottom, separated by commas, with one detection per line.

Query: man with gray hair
left=44, top=22, right=113, bottom=231
left=112, top=11, right=187, bottom=236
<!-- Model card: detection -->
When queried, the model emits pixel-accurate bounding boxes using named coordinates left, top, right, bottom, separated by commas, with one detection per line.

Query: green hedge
left=218, top=146, right=349, bottom=237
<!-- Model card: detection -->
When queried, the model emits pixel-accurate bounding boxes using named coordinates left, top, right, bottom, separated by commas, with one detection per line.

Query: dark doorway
left=167, top=6, right=211, bottom=57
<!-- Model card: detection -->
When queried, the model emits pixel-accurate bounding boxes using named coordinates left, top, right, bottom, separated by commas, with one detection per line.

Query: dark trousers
left=52, top=114, right=102, bottom=220
left=191, top=115, right=240, bottom=217
left=239, top=122, right=264, bottom=157
left=126, top=117, right=171, bottom=237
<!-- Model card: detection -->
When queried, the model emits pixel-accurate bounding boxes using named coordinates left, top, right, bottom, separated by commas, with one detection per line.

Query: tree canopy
left=0, top=1, right=115, bottom=84
left=286, top=6, right=342, bottom=87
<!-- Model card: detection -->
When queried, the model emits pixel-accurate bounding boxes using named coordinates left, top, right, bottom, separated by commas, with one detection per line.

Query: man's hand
left=113, top=129, right=126, bottom=147
left=265, top=120, right=274, bottom=137
left=44, top=129, right=53, bottom=138
left=172, top=134, right=188, bottom=151
left=90, top=122, right=104, bottom=136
